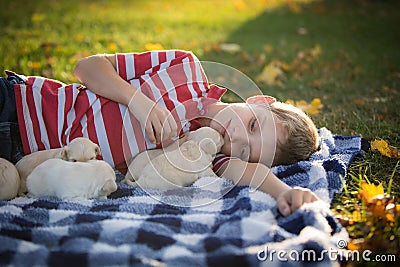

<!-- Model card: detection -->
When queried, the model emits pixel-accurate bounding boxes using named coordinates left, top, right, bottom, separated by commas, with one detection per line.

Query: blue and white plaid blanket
left=0, top=128, right=362, bottom=267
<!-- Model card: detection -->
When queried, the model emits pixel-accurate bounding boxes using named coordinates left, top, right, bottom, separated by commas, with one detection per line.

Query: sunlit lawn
left=1, top=0, right=399, bottom=264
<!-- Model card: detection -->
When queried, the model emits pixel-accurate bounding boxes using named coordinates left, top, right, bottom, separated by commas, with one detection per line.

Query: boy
left=0, top=50, right=319, bottom=216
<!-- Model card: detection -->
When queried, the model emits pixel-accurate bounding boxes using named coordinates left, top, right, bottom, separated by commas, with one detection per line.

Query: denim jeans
left=0, top=73, right=24, bottom=163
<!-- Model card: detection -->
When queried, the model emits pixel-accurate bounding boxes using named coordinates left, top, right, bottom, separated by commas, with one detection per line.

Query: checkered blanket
left=0, top=128, right=362, bottom=267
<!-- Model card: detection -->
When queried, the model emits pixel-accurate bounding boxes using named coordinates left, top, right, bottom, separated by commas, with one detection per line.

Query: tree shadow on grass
left=201, top=0, right=400, bottom=131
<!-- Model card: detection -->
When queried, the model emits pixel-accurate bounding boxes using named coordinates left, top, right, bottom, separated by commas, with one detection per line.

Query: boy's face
left=209, top=103, right=285, bottom=166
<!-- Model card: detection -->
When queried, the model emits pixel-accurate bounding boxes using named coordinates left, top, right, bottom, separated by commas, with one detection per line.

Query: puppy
left=123, top=127, right=223, bottom=190
left=16, top=137, right=101, bottom=195
left=26, top=159, right=117, bottom=200
left=0, top=158, right=20, bottom=200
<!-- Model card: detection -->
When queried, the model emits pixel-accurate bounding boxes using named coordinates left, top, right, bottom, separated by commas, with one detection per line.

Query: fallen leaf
left=263, top=44, right=273, bottom=54
left=234, top=0, right=246, bottom=10
left=366, top=194, right=395, bottom=220
left=297, top=27, right=308, bottom=35
left=370, top=139, right=400, bottom=159
left=257, top=61, right=285, bottom=86
left=32, top=13, right=46, bottom=23
left=288, top=2, right=302, bottom=13
left=347, top=241, right=361, bottom=251
left=219, top=43, right=241, bottom=53
left=359, top=181, right=384, bottom=203
left=28, top=61, right=41, bottom=69
left=368, top=195, right=388, bottom=218
left=108, top=42, right=118, bottom=52
left=353, top=98, right=365, bottom=105
left=145, top=43, right=165, bottom=51
left=310, top=44, right=321, bottom=59
left=285, top=98, right=323, bottom=115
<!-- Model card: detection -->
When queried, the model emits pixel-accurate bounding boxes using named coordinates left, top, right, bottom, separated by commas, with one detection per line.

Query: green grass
left=1, top=0, right=399, bottom=263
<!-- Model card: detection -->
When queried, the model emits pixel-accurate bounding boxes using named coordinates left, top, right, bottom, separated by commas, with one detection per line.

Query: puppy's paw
left=122, top=172, right=139, bottom=187
left=123, top=179, right=139, bottom=187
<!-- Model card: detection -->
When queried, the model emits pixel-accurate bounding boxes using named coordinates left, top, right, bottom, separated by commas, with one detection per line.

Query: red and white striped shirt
left=13, top=50, right=230, bottom=173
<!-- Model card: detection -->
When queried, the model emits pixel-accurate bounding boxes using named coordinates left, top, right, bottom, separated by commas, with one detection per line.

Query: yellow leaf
left=108, top=42, right=118, bottom=52
left=234, top=0, right=246, bottom=10
left=360, top=181, right=384, bottom=203
left=257, top=61, right=284, bottom=86
left=285, top=98, right=323, bottom=115
left=285, top=99, right=295, bottom=106
left=370, top=139, right=400, bottom=159
left=310, top=44, right=322, bottom=59
left=145, top=43, right=165, bottom=51
left=31, top=13, right=45, bottom=23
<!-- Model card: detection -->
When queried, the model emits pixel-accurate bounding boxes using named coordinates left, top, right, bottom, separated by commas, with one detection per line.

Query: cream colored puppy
left=0, top=158, right=20, bottom=200
left=16, top=137, right=101, bottom=195
left=123, top=127, right=223, bottom=190
left=26, top=159, right=117, bottom=200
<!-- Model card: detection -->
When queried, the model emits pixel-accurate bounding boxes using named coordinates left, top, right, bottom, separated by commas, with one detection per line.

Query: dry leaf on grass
left=285, top=98, right=323, bottom=115
left=370, top=139, right=400, bottom=159
left=257, top=61, right=285, bottom=86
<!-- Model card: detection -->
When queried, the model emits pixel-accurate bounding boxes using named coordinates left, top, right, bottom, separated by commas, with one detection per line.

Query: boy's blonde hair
left=269, top=102, right=319, bottom=166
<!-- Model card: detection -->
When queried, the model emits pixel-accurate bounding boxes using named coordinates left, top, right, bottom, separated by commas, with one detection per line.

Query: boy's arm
left=73, top=54, right=177, bottom=144
left=74, top=54, right=134, bottom=107
left=217, top=159, right=318, bottom=216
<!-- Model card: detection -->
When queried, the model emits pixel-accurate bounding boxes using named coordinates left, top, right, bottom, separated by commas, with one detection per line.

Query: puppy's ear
left=95, top=145, right=102, bottom=157
left=61, top=148, right=69, bottom=160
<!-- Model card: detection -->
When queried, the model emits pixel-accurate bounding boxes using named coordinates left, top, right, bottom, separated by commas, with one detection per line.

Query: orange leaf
left=353, top=98, right=365, bottom=105
left=347, top=241, right=361, bottom=251
left=367, top=194, right=387, bottom=218
left=370, top=139, right=400, bottom=159
left=28, top=61, right=41, bottom=69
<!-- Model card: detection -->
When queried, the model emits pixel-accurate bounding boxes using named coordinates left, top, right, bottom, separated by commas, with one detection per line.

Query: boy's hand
left=128, top=92, right=178, bottom=144
left=276, top=187, right=319, bottom=216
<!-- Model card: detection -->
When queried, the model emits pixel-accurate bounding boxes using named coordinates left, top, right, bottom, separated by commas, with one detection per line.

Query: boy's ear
left=246, top=95, right=276, bottom=105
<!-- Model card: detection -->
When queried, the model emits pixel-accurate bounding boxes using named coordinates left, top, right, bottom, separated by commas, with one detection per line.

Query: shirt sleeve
left=212, top=153, right=241, bottom=174
left=115, top=50, right=200, bottom=82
